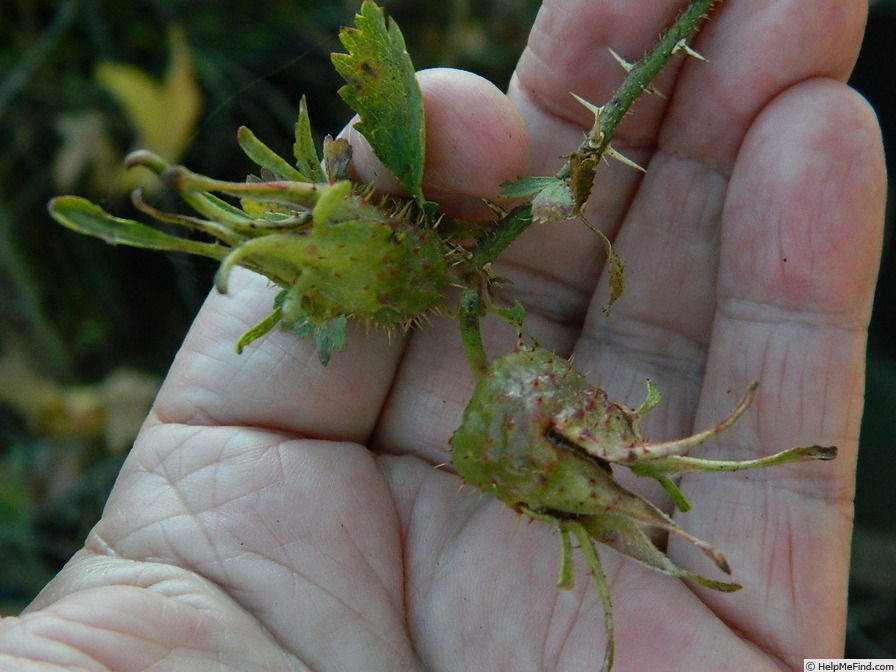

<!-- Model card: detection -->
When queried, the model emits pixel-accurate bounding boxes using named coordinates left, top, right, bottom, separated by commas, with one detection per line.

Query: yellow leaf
left=95, top=25, right=201, bottom=193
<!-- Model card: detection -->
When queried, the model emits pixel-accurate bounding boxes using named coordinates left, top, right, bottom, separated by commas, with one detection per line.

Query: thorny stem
left=469, top=203, right=533, bottom=268
left=556, top=0, right=721, bottom=182
left=463, top=0, right=720, bottom=371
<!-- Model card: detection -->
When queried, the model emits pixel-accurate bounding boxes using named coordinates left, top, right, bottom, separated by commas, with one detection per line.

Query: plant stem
left=473, top=0, right=720, bottom=268
left=470, top=203, right=533, bottom=268
left=457, top=0, right=720, bottom=375
left=458, top=287, right=489, bottom=377
left=557, top=0, right=721, bottom=182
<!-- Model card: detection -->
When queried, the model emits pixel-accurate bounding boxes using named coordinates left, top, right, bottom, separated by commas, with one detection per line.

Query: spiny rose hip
left=450, top=345, right=836, bottom=672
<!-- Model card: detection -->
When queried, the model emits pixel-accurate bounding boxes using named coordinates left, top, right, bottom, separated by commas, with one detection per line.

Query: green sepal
left=635, top=379, right=662, bottom=416
left=237, top=125, right=306, bottom=181
left=48, top=196, right=225, bottom=260
left=630, top=444, right=838, bottom=479
left=294, top=96, right=327, bottom=183
left=129, top=189, right=244, bottom=246
left=650, top=473, right=693, bottom=512
left=236, top=307, right=283, bottom=354
left=313, top=315, right=348, bottom=365
left=281, top=308, right=348, bottom=366
left=126, top=150, right=259, bottom=230
left=161, top=165, right=328, bottom=208
left=214, top=233, right=305, bottom=293
left=312, top=180, right=353, bottom=226
left=581, top=513, right=741, bottom=592
left=493, top=300, right=527, bottom=328
left=331, top=0, right=425, bottom=207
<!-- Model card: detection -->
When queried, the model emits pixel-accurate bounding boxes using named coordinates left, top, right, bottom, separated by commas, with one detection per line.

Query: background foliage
left=0, top=0, right=893, bottom=655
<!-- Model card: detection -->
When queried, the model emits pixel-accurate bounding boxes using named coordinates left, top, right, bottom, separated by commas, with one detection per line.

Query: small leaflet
left=498, top=176, right=560, bottom=200
left=530, top=180, right=576, bottom=225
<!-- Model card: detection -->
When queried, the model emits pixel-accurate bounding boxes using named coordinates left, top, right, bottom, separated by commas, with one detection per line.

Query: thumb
left=343, top=67, right=530, bottom=219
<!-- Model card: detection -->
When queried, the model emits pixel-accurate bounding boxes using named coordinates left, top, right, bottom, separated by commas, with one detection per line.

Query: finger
left=502, top=0, right=694, bottom=323
left=572, top=0, right=869, bottom=417
left=671, top=81, right=885, bottom=664
left=503, top=0, right=868, bottom=329
left=149, top=268, right=404, bottom=442
left=659, top=0, right=867, bottom=167
left=346, top=67, right=529, bottom=219
left=151, top=68, right=529, bottom=442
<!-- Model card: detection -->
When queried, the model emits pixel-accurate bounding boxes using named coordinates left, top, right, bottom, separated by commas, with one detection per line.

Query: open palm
left=1, top=1, right=884, bottom=670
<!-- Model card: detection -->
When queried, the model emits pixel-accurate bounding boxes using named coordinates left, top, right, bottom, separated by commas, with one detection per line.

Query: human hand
left=1, top=1, right=884, bottom=670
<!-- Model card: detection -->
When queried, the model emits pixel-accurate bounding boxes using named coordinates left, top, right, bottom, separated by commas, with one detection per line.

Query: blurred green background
left=0, top=0, right=893, bottom=656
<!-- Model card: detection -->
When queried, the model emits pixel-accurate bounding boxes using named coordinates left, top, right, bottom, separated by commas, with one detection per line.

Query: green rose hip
left=450, top=345, right=836, bottom=672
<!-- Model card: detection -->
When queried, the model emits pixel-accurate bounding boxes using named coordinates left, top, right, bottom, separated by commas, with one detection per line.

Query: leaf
left=52, top=111, right=120, bottom=191
left=293, top=96, right=327, bottom=183
left=312, top=316, right=348, bottom=365
left=599, top=228, right=625, bottom=313
left=493, top=301, right=527, bottom=327
left=499, top=176, right=559, bottom=200
left=95, top=25, right=201, bottom=193
left=582, top=514, right=741, bottom=592
left=635, top=379, right=662, bottom=416
left=279, top=309, right=348, bottom=366
left=48, top=196, right=224, bottom=259
left=530, top=179, right=575, bottom=225
left=237, top=126, right=305, bottom=181
left=579, top=217, right=625, bottom=312
left=331, top=1, right=425, bottom=206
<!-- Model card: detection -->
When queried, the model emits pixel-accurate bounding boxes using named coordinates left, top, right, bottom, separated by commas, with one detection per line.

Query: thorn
left=393, top=201, right=413, bottom=223
left=604, top=145, right=647, bottom=173
left=607, top=47, right=633, bottom=72
left=609, top=49, right=663, bottom=97
left=673, top=38, right=707, bottom=61
left=481, top=199, right=507, bottom=218
left=570, top=92, right=604, bottom=120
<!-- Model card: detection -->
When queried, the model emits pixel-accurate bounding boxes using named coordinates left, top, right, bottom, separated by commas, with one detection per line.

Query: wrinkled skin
left=0, top=1, right=884, bottom=671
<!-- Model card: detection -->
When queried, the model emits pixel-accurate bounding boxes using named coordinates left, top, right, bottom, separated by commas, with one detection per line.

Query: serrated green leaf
left=294, top=96, right=327, bottom=183
left=331, top=1, right=425, bottom=206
